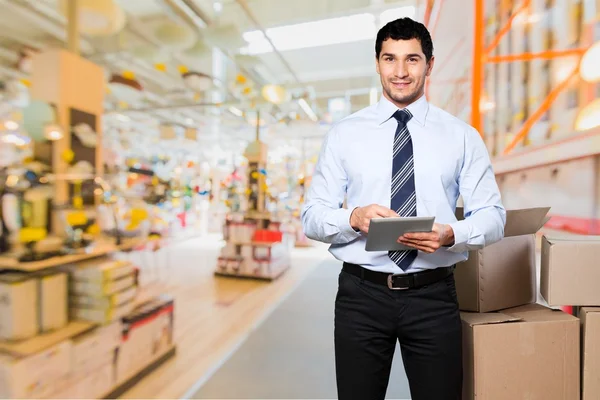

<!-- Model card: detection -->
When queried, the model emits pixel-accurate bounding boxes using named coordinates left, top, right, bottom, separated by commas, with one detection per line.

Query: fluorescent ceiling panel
left=241, top=6, right=416, bottom=55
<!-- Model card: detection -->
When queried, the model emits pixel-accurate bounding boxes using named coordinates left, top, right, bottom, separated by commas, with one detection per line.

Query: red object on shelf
left=252, top=229, right=282, bottom=243
left=177, top=212, right=186, bottom=227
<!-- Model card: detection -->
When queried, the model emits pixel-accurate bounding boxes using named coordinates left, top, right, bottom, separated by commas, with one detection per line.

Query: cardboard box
left=581, top=307, right=600, bottom=400
left=71, top=299, right=135, bottom=324
left=0, top=340, right=72, bottom=398
left=461, top=304, right=579, bottom=400
left=69, top=258, right=134, bottom=282
left=0, top=272, right=39, bottom=340
left=117, top=296, right=174, bottom=384
left=75, top=359, right=115, bottom=399
left=70, top=285, right=137, bottom=309
left=454, top=207, right=550, bottom=312
left=37, top=272, right=68, bottom=332
left=72, top=321, right=121, bottom=372
left=540, top=235, right=600, bottom=306
left=71, top=273, right=136, bottom=296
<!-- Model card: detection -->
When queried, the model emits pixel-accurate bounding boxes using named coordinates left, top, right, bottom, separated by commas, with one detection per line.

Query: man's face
left=376, top=38, right=434, bottom=108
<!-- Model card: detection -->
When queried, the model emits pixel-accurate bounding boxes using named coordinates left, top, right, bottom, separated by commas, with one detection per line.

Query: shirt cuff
left=445, top=220, right=468, bottom=253
left=336, top=207, right=362, bottom=242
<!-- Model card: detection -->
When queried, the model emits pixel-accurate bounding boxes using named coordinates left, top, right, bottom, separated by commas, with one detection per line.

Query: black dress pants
left=334, top=268, right=462, bottom=400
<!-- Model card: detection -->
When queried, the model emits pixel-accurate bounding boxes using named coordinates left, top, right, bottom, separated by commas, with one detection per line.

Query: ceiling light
left=575, top=98, right=600, bottom=131
left=299, top=98, right=318, bottom=122
left=261, top=84, right=289, bottom=105
left=213, top=1, right=223, bottom=13
left=182, top=71, right=213, bottom=92
left=4, top=120, right=18, bottom=130
left=154, top=22, right=197, bottom=50
left=580, top=41, right=600, bottom=83
left=229, top=107, right=243, bottom=117
left=59, top=0, right=125, bottom=37
left=44, top=124, right=63, bottom=141
left=241, top=7, right=415, bottom=55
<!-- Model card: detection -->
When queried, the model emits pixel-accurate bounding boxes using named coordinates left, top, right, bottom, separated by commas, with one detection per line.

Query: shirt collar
left=376, top=93, right=429, bottom=126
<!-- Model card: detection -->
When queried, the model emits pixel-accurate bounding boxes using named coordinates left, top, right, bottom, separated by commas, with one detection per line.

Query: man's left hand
left=397, top=223, right=455, bottom=253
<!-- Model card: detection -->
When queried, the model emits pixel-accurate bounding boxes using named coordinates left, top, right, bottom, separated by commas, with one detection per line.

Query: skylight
left=241, top=6, right=416, bottom=55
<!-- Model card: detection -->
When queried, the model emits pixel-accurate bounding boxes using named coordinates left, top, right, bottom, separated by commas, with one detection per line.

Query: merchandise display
left=215, top=126, right=292, bottom=280
left=0, top=249, right=176, bottom=399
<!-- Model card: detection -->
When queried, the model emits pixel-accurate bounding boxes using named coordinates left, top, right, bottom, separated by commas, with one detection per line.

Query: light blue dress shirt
left=301, top=94, right=507, bottom=274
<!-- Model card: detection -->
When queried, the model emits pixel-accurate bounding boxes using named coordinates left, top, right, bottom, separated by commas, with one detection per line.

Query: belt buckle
left=387, top=274, right=409, bottom=290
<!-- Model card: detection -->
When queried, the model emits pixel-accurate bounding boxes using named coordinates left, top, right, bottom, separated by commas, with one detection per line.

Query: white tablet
left=365, top=216, right=435, bottom=251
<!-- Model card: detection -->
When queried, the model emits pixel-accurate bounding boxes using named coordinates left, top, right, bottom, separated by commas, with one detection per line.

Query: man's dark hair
left=375, top=17, right=434, bottom=62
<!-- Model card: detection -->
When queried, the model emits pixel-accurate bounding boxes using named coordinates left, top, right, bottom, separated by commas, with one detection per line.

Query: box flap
left=455, top=207, right=550, bottom=237
left=501, top=303, right=578, bottom=323
left=503, top=207, right=551, bottom=237
left=460, top=311, right=522, bottom=326
left=581, top=307, right=600, bottom=314
left=544, top=234, right=600, bottom=244
left=540, top=216, right=551, bottom=229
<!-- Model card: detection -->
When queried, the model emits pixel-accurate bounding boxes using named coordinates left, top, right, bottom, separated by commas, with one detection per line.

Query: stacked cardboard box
left=67, top=258, right=138, bottom=324
left=540, top=236, right=600, bottom=400
left=0, top=294, right=175, bottom=399
left=217, top=217, right=291, bottom=279
left=455, top=207, right=580, bottom=399
left=116, top=295, right=174, bottom=385
left=0, top=271, right=68, bottom=341
left=0, top=340, right=72, bottom=399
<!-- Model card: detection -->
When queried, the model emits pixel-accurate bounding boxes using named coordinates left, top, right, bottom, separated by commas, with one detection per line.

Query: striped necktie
left=389, top=109, right=417, bottom=271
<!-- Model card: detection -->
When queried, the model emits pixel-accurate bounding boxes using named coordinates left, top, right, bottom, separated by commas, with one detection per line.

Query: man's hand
left=350, top=205, right=398, bottom=234
left=397, top=223, right=455, bottom=253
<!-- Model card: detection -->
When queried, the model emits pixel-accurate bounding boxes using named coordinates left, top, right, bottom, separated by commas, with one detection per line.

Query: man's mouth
left=391, top=81, right=410, bottom=89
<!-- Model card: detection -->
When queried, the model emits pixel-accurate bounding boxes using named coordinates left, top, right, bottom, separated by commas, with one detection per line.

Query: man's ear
left=426, top=56, right=435, bottom=77
left=375, top=57, right=380, bottom=75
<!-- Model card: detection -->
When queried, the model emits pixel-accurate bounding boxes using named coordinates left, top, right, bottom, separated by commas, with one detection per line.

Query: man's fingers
left=403, top=231, right=437, bottom=241
left=373, top=206, right=393, bottom=217
left=398, top=238, right=439, bottom=253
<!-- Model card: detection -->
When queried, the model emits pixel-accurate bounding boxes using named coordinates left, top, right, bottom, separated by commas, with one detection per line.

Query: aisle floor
left=119, top=234, right=332, bottom=399
left=191, top=259, right=410, bottom=399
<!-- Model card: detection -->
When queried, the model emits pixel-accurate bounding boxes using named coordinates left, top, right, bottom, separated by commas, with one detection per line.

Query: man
left=301, top=17, right=506, bottom=400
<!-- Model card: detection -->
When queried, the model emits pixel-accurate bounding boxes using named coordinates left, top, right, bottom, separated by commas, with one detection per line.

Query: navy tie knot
left=393, top=109, right=412, bottom=126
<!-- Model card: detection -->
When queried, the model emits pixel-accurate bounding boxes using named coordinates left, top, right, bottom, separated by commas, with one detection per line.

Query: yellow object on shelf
left=19, top=227, right=47, bottom=243
left=66, top=211, right=88, bottom=227
left=86, top=223, right=100, bottom=235
left=125, top=208, right=148, bottom=231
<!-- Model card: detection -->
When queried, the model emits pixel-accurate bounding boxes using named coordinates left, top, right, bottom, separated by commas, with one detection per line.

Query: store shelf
left=0, top=237, right=143, bottom=272
left=0, top=321, right=96, bottom=357
left=102, top=346, right=176, bottom=399
left=226, top=241, right=284, bottom=247
left=215, top=263, right=290, bottom=281
left=493, top=127, right=600, bottom=174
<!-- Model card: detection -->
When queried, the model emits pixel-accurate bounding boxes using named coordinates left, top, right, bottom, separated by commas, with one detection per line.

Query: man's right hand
left=350, top=204, right=398, bottom=234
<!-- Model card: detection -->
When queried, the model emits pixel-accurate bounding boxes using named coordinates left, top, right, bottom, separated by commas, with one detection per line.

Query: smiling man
left=301, top=17, right=506, bottom=400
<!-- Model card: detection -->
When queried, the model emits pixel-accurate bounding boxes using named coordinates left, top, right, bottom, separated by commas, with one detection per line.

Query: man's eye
left=385, top=57, right=393, bottom=61
left=409, top=58, right=417, bottom=62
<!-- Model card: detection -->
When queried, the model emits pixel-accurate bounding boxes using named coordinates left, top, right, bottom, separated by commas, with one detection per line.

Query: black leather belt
left=342, top=262, right=454, bottom=290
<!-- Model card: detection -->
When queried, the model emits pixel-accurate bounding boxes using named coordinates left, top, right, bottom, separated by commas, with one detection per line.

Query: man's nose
left=394, top=62, right=408, bottom=78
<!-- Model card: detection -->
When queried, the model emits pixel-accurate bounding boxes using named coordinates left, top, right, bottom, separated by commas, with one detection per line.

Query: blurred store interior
left=0, top=0, right=600, bottom=399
